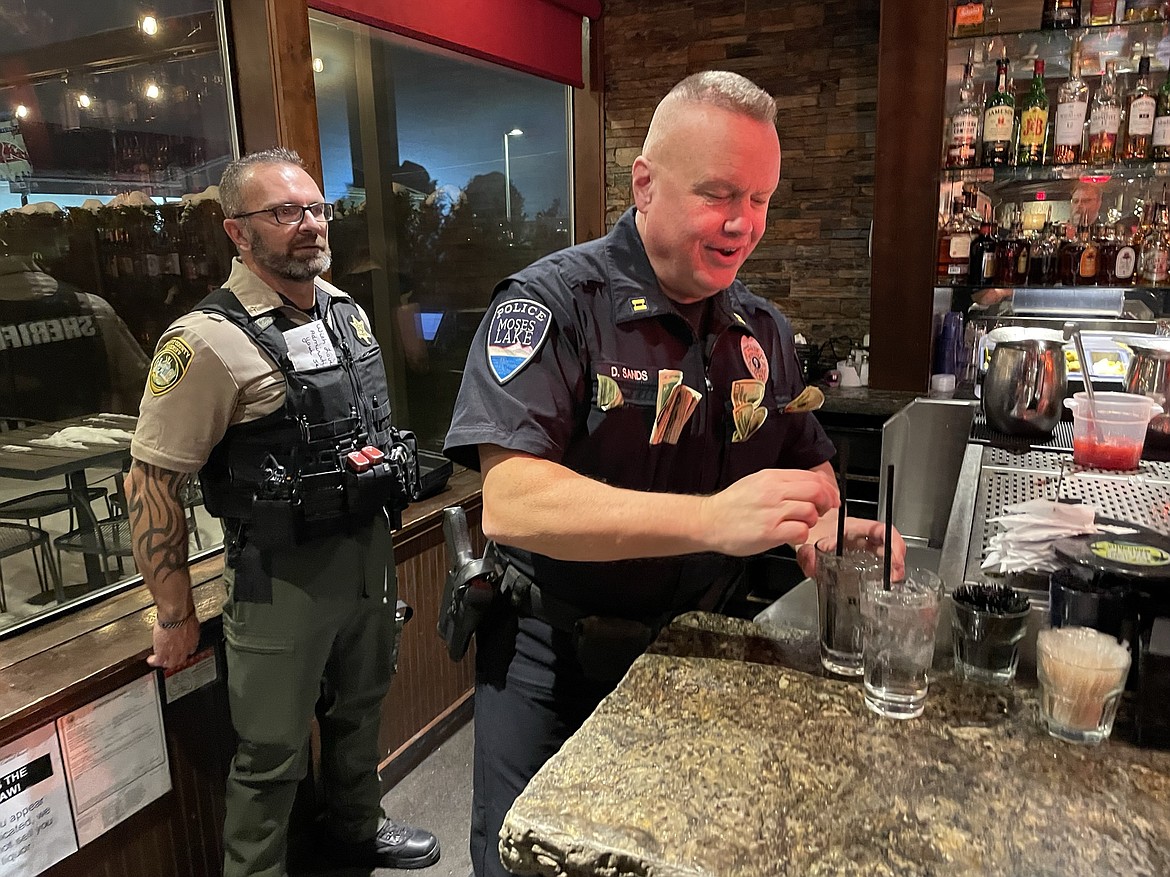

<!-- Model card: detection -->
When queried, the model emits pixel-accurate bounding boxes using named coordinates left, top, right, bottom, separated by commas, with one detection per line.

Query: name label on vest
left=0, top=316, right=95, bottom=350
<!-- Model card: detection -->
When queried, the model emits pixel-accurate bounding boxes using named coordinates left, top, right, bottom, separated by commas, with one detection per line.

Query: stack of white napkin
left=982, top=498, right=1098, bottom=574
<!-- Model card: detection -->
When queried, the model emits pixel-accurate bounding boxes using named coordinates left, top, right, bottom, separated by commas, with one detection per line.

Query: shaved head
left=643, top=71, right=777, bottom=161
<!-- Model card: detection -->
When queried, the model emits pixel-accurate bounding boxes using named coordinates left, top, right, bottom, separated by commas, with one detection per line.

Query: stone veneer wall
left=601, top=0, right=879, bottom=345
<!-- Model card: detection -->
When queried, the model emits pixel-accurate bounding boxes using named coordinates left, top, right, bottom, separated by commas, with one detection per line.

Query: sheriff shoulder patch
left=148, top=337, right=194, bottom=396
left=486, top=298, right=552, bottom=384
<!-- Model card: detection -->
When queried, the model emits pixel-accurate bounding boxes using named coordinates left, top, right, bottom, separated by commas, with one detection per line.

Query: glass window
left=0, top=0, right=237, bottom=637
left=309, top=11, right=572, bottom=451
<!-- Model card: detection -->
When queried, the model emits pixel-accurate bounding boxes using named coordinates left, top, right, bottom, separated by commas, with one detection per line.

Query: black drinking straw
left=835, top=444, right=850, bottom=557
left=883, top=463, right=894, bottom=591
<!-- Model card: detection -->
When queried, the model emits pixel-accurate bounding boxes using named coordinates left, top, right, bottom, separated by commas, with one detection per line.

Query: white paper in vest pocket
left=284, top=320, right=339, bottom=371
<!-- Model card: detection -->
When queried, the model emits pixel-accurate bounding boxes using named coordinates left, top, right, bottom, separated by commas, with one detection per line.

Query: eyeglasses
left=231, top=202, right=334, bottom=225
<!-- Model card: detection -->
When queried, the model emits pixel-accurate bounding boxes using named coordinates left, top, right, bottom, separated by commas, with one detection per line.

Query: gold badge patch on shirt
left=148, top=337, right=194, bottom=396
left=350, top=315, right=373, bottom=345
left=631, top=298, right=648, bottom=313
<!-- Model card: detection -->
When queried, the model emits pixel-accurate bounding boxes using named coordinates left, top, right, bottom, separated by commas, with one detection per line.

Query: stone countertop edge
left=499, top=612, right=1170, bottom=877
left=818, top=387, right=922, bottom=418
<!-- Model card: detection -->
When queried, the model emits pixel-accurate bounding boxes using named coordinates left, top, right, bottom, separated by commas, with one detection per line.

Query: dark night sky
left=310, top=14, right=570, bottom=218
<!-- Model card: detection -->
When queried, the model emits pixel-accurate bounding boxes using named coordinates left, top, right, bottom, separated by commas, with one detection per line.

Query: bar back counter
left=0, top=469, right=482, bottom=876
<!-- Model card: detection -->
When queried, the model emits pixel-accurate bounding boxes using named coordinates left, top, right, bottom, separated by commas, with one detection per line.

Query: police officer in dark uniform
left=126, top=148, right=439, bottom=877
left=444, top=72, right=906, bottom=877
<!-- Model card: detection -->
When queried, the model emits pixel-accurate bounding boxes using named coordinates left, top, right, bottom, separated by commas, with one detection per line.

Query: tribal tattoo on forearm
left=127, top=461, right=191, bottom=586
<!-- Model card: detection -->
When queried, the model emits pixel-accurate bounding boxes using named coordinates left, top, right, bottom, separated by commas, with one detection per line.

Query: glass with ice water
left=815, top=537, right=880, bottom=677
left=860, top=568, right=943, bottom=719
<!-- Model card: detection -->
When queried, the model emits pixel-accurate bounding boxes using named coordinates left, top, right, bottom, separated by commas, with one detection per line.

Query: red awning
left=309, top=0, right=600, bottom=88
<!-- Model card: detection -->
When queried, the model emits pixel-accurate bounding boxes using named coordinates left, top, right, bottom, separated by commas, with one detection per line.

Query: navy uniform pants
left=221, top=517, right=396, bottom=877
left=470, top=610, right=622, bottom=877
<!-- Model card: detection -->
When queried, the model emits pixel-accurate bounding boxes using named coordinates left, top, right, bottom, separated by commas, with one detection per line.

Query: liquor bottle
left=946, top=52, right=982, bottom=168
left=937, top=200, right=977, bottom=284
left=982, top=57, right=1015, bottom=166
left=968, top=218, right=1000, bottom=285
left=1088, top=61, right=1122, bottom=164
left=1124, top=0, right=1166, bottom=20
left=953, top=0, right=987, bottom=36
left=1089, top=0, right=1117, bottom=21
left=1076, top=225, right=1100, bottom=284
left=996, top=216, right=1031, bottom=285
left=1153, top=73, right=1170, bottom=160
left=1028, top=221, right=1061, bottom=284
left=1017, top=59, right=1049, bottom=165
left=1099, top=225, right=1138, bottom=284
left=1123, top=56, right=1155, bottom=160
left=1054, top=40, right=1089, bottom=164
left=1138, top=201, right=1170, bottom=285
left=1043, top=0, right=1082, bottom=27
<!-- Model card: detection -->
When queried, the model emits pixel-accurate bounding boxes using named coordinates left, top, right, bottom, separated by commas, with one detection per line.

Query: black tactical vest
left=195, top=286, right=418, bottom=542
left=0, top=282, right=110, bottom=420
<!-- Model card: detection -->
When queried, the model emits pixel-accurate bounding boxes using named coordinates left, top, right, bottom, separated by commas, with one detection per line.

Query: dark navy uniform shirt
left=445, top=208, right=836, bottom=619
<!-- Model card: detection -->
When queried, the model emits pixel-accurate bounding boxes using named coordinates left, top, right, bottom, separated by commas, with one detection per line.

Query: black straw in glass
left=835, top=444, right=850, bottom=557
left=883, top=463, right=894, bottom=590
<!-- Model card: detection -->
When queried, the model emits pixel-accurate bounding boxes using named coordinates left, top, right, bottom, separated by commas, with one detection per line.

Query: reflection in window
left=0, top=0, right=236, bottom=637
left=309, top=12, right=572, bottom=451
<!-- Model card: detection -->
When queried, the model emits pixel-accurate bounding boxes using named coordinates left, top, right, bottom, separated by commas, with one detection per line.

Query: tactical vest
left=0, top=282, right=110, bottom=420
left=196, top=286, right=418, bottom=543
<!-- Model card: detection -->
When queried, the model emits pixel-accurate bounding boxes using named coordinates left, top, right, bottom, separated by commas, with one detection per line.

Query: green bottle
left=1017, top=59, right=1049, bottom=166
left=1153, top=74, right=1170, bottom=161
left=982, top=57, right=1015, bottom=167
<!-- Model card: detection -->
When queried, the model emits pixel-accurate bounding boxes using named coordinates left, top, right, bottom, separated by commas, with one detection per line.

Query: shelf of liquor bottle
left=9, top=158, right=231, bottom=200
left=948, top=19, right=1170, bottom=78
left=941, top=160, right=1170, bottom=182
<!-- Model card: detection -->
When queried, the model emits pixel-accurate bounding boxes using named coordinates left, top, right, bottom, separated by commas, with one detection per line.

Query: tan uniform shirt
left=131, top=258, right=349, bottom=474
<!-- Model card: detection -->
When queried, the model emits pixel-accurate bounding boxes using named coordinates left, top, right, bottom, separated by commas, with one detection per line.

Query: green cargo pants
left=221, top=516, right=396, bottom=877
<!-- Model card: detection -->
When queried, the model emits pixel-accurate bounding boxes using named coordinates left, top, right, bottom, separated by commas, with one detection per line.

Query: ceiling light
left=312, top=57, right=324, bottom=74
left=144, top=82, right=161, bottom=100
left=140, top=15, right=159, bottom=36
left=77, top=93, right=92, bottom=109
left=14, top=104, right=28, bottom=119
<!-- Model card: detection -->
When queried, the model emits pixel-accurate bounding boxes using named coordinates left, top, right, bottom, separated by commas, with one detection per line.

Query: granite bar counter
left=500, top=613, right=1170, bottom=877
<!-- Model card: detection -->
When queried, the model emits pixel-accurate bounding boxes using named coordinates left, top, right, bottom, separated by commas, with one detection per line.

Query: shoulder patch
left=486, top=298, right=552, bottom=384
left=148, top=337, right=194, bottom=396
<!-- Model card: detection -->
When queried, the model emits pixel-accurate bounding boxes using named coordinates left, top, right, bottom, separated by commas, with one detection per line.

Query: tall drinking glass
left=815, top=537, right=880, bottom=676
left=860, top=568, right=943, bottom=719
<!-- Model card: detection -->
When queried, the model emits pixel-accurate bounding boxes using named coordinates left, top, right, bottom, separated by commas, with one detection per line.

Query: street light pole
left=503, top=128, right=523, bottom=228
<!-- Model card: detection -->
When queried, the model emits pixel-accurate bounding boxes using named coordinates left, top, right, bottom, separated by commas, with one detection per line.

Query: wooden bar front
left=0, top=469, right=482, bottom=877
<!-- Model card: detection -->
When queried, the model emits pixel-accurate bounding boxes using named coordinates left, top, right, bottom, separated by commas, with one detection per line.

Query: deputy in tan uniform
left=125, top=147, right=439, bottom=877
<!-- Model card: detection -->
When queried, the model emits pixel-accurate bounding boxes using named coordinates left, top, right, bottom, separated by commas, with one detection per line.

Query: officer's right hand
left=147, top=616, right=200, bottom=670
left=698, top=469, right=838, bottom=557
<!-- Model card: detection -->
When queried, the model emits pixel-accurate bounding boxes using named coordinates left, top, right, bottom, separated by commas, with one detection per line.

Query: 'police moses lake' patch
left=486, top=298, right=552, bottom=384
left=148, top=337, right=195, bottom=396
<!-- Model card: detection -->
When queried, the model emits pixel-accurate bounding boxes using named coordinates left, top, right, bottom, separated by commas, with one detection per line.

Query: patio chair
left=0, top=522, right=61, bottom=612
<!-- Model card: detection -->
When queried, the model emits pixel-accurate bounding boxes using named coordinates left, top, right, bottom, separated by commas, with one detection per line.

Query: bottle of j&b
left=982, top=57, right=1015, bottom=167
left=1054, top=40, right=1089, bottom=165
left=946, top=52, right=981, bottom=168
left=1017, top=59, right=1049, bottom=166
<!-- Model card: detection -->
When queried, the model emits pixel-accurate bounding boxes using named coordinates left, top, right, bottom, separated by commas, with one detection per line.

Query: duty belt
left=499, top=564, right=670, bottom=682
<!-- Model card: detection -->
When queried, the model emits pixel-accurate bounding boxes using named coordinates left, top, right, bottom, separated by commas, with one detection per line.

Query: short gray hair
left=219, top=147, right=306, bottom=218
left=663, top=71, right=776, bottom=125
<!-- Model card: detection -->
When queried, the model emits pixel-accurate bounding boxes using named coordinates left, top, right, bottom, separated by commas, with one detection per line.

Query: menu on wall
left=57, top=674, right=171, bottom=846
left=0, top=722, right=78, bottom=876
